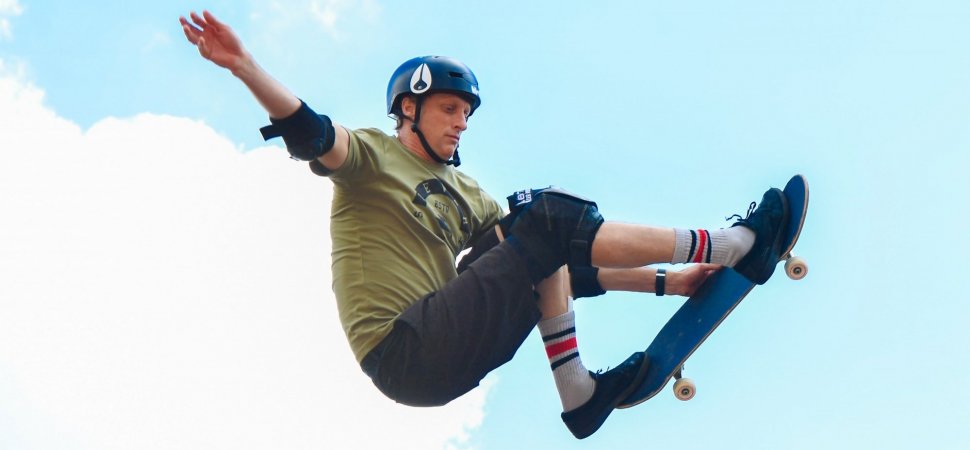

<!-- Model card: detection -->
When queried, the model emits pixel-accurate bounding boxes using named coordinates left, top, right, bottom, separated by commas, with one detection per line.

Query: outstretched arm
left=180, top=10, right=349, bottom=169
left=180, top=10, right=299, bottom=118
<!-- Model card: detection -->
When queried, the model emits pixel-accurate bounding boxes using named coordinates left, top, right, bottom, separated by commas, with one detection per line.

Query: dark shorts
left=360, top=237, right=541, bottom=407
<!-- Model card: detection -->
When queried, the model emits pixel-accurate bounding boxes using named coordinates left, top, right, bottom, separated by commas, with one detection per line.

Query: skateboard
left=619, top=174, right=809, bottom=407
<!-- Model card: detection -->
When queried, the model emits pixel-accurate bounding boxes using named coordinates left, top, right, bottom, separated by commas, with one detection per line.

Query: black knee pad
left=530, top=188, right=604, bottom=267
left=506, top=187, right=604, bottom=281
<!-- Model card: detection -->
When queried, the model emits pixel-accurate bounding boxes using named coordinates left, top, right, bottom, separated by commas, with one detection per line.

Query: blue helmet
left=386, top=56, right=481, bottom=118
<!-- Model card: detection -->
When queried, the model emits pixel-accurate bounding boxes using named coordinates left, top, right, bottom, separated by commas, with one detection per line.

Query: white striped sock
left=538, top=311, right=595, bottom=412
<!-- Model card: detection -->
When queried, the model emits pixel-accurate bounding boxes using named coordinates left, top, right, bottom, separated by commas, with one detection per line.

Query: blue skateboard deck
left=619, top=174, right=809, bottom=408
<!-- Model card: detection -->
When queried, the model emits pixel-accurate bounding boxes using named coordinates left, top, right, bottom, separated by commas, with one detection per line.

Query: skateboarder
left=180, top=10, right=789, bottom=439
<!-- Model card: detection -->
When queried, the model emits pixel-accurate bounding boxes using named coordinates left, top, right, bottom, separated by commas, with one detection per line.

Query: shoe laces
left=726, top=201, right=757, bottom=223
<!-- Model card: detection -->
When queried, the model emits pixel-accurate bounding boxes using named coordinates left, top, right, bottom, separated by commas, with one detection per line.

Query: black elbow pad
left=259, top=101, right=336, bottom=161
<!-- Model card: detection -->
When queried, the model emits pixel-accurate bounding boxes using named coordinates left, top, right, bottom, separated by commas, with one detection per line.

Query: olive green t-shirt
left=319, top=128, right=504, bottom=362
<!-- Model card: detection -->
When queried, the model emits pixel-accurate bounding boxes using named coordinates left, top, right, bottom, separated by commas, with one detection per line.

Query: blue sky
left=2, top=1, right=969, bottom=449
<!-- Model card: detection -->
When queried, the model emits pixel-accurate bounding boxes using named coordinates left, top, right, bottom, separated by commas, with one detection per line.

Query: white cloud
left=142, top=31, right=172, bottom=53
left=251, top=0, right=382, bottom=42
left=0, top=0, right=23, bottom=40
left=308, top=0, right=384, bottom=36
left=0, top=60, right=490, bottom=450
left=0, top=0, right=23, bottom=12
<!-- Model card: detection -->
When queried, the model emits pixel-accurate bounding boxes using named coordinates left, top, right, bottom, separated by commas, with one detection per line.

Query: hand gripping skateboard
left=619, top=174, right=809, bottom=407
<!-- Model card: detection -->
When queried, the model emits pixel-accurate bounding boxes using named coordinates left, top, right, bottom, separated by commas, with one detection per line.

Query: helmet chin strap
left=410, top=96, right=461, bottom=167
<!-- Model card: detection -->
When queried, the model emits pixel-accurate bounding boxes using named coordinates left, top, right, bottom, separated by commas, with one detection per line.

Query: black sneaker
left=561, top=352, right=649, bottom=439
left=732, top=188, right=790, bottom=285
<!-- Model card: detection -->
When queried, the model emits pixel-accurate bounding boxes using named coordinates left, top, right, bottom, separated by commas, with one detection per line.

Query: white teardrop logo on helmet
left=410, top=63, right=432, bottom=94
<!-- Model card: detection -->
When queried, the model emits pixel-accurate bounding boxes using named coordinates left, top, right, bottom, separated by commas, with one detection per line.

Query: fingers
left=180, top=10, right=219, bottom=58
left=694, top=263, right=723, bottom=272
left=186, top=10, right=225, bottom=34
left=196, top=36, right=209, bottom=59
left=181, top=24, right=199, bottom=44
left=179, top=13, right=209, bottom=56
left=201, top=10, right=225, bottom=32
left=179, top=16, right=199, bottom=43
left=675, top=264, right=720, bottom=297
left=180, top=11, right=212, bottom=45
left=189, top=11, right=207, bottom=29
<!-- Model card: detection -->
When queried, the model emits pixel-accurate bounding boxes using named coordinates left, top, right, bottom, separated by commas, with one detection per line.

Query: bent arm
left=594, top=264, right=720, bottom=297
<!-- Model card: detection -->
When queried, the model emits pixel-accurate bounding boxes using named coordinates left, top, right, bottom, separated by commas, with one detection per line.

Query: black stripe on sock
left=550, top=352, right=579, bottom=371
left=542, top=327, right=576, bottom=342
left=688, top=230, right=698, bottom=262
left=705, top=231, right=713, bottom=263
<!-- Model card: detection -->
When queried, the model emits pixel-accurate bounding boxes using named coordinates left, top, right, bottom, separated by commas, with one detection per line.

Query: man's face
left=403, top=92, right=471, bottom=159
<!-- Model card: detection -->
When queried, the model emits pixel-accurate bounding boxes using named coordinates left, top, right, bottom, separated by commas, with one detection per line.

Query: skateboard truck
left=784, top=252, right=808, bottom=280
left=672, top=365, right=696, bottom=401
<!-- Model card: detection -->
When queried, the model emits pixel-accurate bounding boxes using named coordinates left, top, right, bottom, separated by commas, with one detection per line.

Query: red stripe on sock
left=545, top=337, right=577, bottom=359
left=693, top=230, right=708, bottom=263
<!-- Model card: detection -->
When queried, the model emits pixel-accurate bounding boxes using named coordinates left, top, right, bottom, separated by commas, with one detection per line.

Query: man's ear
left=399, top=95, right=416, bottom=120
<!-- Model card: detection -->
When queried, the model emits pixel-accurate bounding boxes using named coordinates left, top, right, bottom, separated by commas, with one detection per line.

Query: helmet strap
left=410, top=96, right=461, bottom=167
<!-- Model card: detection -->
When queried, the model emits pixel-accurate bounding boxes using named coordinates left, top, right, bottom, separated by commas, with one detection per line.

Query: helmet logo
left=410, top=63, right=432, bottom=94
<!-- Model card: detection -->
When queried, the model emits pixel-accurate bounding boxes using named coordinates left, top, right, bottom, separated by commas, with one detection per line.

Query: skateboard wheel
left=673, top=378, right=696, bottom=401
left=785, top=256, right=808, bottom=280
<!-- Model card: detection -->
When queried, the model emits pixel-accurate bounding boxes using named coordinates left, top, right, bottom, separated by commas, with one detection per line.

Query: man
left=180, top=10, right=788, bottom=439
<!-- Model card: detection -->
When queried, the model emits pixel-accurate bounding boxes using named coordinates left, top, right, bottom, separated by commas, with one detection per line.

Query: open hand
left=179, top=10, right=249, bottom=73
